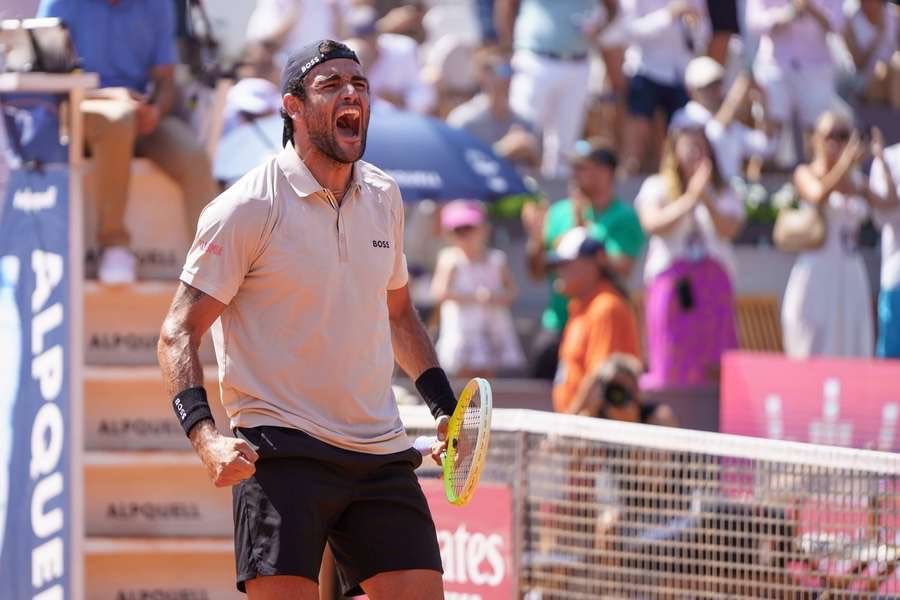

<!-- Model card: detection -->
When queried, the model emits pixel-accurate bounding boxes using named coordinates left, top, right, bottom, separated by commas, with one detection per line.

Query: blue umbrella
left=363, top=104, right=530, bottom=201
left=214, top=105, right=530, bottom=201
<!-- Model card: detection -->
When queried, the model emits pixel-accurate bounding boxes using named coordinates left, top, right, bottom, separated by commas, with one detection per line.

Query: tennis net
left=401, top=406, right=900, bottom=599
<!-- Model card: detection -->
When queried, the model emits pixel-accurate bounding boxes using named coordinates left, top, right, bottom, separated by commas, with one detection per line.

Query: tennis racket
left=414, top=377, right=492, bottom=506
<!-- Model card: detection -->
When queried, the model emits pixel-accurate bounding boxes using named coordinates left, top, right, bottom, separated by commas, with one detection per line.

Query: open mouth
left=335, top=106, right=362, bottom=140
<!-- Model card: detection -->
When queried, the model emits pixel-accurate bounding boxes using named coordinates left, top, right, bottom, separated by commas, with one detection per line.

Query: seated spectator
left=671, top=57, right=772, bottom=183
left=636, top=126, right=743, bottom=389
left=496, top=0, right=596, bottom=178
left=344, top=6, right=436, bottom=114
left=549, top=227, right=641, bottom=413
left=843, top=0, right=900, bottom=108
left=619, top=0, right=711, bottom=177
left=782, top=115, right=894, bottom=357
left=574, top=353, right=678, bottom=426
left=523, top=144, right=645, bottom=380
left=446, top=49, right=540, bottom=170
left=38, top=0, right=218, bottom=284
left=221, top=77, right=282, bottom=137
left=869, top=137, right=900, bottom=358
left=746, top=0, right=845, bottom=165
left=431, top=200, right=525, bottom=377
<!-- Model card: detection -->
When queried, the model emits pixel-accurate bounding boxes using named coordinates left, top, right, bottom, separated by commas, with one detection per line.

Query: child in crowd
left=431, top=200, right=525, bottom=377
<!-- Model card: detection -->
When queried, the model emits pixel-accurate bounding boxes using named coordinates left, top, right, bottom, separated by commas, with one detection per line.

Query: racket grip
left=413, top=435, right=438, bottom=455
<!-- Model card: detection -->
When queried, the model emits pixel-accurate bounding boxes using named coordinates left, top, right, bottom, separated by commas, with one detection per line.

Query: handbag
left=772, top=184, right=827, bottom=253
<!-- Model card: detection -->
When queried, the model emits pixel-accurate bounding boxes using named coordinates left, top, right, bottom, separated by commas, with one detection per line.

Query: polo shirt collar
left=277, top=142, right=365, bottom=199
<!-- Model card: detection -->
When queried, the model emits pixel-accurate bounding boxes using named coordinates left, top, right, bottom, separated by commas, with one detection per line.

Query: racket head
left=442, top=377, right=492, bottom=506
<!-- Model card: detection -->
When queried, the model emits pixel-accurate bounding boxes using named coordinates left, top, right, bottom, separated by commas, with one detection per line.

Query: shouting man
left=157, top=40, right=453, bottom=599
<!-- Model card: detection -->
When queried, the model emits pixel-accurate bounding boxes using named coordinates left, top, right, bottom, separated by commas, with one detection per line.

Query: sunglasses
left=826, top=129, right=851, bottom=142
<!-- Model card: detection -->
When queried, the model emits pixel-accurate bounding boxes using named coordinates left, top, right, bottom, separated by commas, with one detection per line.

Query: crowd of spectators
left=7, top=0, right=900, bottom=427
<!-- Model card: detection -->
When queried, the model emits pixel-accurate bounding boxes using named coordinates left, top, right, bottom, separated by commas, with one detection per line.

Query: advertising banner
left=721, top=351, right=900, bottom=450
left=0, top=92, right=72, bottom=599
left=421, top=480, right=515, bottom=600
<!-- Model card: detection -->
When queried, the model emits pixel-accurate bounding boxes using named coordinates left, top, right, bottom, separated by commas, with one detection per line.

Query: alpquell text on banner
left=0, top=91, right=72, bottom=600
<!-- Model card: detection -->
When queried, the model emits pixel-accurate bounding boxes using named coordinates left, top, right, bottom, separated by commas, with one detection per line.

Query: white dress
left=781, top=184, right=873, bottom=358
left=435, top=247, right=526, bottom=374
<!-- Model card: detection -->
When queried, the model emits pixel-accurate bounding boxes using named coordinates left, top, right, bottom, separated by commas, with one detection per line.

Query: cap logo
left=301, top=55, right=322, bottom=75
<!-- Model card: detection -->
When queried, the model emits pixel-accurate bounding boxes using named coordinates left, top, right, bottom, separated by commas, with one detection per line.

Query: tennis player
left=157, top=40, right=456, bottom=599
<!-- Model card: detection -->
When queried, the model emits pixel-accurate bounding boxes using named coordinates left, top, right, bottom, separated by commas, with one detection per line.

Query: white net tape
left=401, top=406, right=900, bottom=599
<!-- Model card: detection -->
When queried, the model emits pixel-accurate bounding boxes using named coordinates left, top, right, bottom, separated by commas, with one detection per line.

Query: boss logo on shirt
left=372, top=240, right=391, bottom=249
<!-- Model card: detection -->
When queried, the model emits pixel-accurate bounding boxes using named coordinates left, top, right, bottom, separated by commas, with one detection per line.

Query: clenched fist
left=190, top=421, right=259, bottom=487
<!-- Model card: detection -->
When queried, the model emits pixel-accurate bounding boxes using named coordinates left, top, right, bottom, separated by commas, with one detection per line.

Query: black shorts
left=233, top=426, right=443, bottom=596
left=626, top=74, right=689, bottom=122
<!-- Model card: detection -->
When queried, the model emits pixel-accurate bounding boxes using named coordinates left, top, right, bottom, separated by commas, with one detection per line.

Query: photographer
left=572, top=353, right=678, bottom=426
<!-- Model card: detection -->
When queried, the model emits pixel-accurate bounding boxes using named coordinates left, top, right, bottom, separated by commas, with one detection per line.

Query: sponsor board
left=85, top=464, right=232, bottom=536
left=86, top=551, right=242, bottom=600
left=721, top=351, right=900, bottom=450
left=0, top=92, right=73, bottom=599
left=422, top=480, right=514, bottom=599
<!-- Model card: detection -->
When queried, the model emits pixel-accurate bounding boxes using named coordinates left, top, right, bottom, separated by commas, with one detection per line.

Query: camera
left=603, top=381, right=635, bottom=408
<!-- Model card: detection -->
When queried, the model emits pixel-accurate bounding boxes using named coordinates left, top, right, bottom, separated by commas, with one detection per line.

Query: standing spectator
left=619, top=0, right=711, bottom=177
left=671, top=57, right=772, bottom=182
left=523, top=144, right=645, bottom=380
left=781, top=114, right=894, bottom=358
left=549, top=228, right=641, bottom=413
left=344, top=7, right=436, bottom=114
left=746, top=0, right=844, bottom=164
left=869, top=137, right=900, bottom=358
left=496, top=0, right=598, bottom=178
left=430, top=201, right=525, bottom=377
left=843, top=0, right=900, bottom=108
left=38, top=0, right=218, bottom=284
left=446, top=50, right=540, bottom=171
left=636, top=126, right=744, bottom=388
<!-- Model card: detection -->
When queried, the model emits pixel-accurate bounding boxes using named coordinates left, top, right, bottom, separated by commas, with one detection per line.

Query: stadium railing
left=400, top=406, right=900, bottom=599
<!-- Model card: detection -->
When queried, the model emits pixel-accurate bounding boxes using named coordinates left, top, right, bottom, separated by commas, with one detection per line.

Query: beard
left=306, top=108, right=369, bottom=164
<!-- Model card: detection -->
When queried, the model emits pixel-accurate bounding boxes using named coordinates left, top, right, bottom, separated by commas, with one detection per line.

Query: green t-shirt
left=541, top=198, right=645, bottom=332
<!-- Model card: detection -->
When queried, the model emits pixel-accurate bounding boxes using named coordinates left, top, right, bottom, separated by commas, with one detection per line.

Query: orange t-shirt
left=552, top=283, right=641, bottom=413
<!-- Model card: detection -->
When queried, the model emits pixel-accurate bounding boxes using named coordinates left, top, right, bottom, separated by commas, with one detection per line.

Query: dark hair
left=281, top=83, right=305, bottom=147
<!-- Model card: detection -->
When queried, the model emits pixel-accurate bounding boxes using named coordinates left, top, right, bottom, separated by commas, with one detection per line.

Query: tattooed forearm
left=157, top=283, right=225, bottom=397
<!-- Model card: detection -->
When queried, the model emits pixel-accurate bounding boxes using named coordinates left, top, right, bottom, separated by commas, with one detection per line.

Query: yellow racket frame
left=442, top=377, right=492, bottom=506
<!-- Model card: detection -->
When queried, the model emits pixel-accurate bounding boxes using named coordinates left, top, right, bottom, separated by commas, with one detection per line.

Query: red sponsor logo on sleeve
left=198, top=239, right=223, bottom=257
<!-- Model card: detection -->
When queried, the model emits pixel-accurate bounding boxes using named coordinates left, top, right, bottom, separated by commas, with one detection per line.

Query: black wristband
left=415, top=367, right=457, bottom=419
left=172, top=387, right=213, bottom=437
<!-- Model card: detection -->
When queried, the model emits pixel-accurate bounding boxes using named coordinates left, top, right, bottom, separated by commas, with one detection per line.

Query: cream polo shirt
left=180, top=143, right=411, bottom=454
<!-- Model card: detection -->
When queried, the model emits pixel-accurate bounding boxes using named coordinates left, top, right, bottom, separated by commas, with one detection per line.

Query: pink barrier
left=721, top=351, right=900, bottom=451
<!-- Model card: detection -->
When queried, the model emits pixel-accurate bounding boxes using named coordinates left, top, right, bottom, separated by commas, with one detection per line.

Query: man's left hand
left=430, top=415, right=449, bottom=466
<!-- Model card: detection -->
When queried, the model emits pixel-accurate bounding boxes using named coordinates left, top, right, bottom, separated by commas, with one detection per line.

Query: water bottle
left=0, top=255, right=22, bottom=558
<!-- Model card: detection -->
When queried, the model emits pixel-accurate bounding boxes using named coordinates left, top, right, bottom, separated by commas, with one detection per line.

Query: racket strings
left=452, top=391, right=482, bottom=495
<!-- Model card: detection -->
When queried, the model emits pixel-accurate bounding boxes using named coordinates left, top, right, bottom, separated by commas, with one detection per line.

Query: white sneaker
left=98, top=246, right=137, bottom=285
